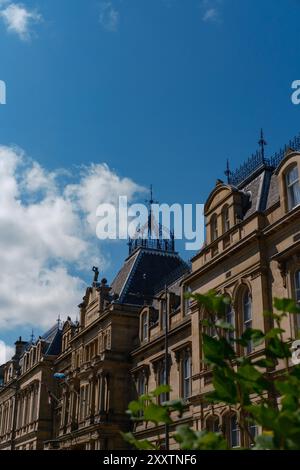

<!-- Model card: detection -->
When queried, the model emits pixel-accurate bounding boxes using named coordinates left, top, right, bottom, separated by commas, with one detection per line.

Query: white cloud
left=0, top=2, right=42, bottom=41
left=99, top=1, right=119, bottom=32
left=0, top=340, right=14, bottom=363
left=201, top=0, right=223, bottom=23
left=203, top=8, right=219, bottom=22
left=0, top=145, right=143, bottom=332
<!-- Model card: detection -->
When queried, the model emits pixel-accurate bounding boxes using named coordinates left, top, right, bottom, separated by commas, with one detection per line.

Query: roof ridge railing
left=228, top=132, right=300, bottom=187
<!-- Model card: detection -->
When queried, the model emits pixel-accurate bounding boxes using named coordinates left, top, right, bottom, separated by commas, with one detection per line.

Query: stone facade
left=0, top=144, right=300, bottom=451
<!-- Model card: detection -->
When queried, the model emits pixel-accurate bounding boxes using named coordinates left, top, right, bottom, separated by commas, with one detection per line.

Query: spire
left=56, top=314, right=61, bottom=330
left=128, top=184, right=176, bottom=256
left=145, top=184, right=158, bottom=238
left=258, top=128, right=267, bottom=162
left=224, top=159, right=231, bottom=184
left=30, top=329, right=35, bottom=343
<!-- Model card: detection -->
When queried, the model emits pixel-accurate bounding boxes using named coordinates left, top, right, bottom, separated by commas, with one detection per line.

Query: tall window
left=229, top=415, right=240, bottom=448
left=286, top=165, right=300, bottom=210
left=161, top=300, right=167, bottom=330
left=211, top=214, right=218, bottom=242
left=243, top=289, right=253, bottom=354
left=184, top=286, right=192, bottom=316
left=222, top=205, right=230, bottom=232
left=225, top=302, right=235, bottom=342
left=295, top=270, right=300, bottom=303
left=207, top=313, right=218, bottom=340
left=141, top=312, right=148, bottom=342
left=248, top=421, right=258, bottom=446
left=206, top=416, right=219, bottom=433
left=158, top=362, right=169, bottom=402
left=138, top=374, right=146, bottom=396
left=182, top=352, right=192, bottom=400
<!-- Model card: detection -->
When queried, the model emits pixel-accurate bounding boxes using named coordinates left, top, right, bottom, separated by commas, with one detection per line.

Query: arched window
left=182, top=351, right=192, bottom=399
left=211, top=214, right=218, bottom=242
left=141, top=312, right=148, bottom=342
left=228, top=414, right=240, bottom=448
left=243, top=289, right=253, bottom=354
left=158, top=361, right=169, bottom=403
left=222, top=205, right=230, bottom=233
left=295, top=270, right=300, bottom=303
left=248, top=420, right=258, bottom=446
left=225, top=301, right=235, bottom=342
left=206, top=415, right=219, bottom=433
left=138, top=373, right=146, bottom=396
left=286, top=165, right=300, bottom=210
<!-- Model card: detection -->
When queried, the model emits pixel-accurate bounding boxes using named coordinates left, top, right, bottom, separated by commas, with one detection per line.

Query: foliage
left=123, top=292, right=300, bottom=450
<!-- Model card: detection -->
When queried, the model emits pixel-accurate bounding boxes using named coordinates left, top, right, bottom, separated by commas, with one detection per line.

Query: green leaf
left=143, top=403, right=172, bottom=425
left=267, top=336, right=291, bottom=359
left=265, top=328, right=285, bottom=339
left=274, top=298, right=300, bottom=314
left=127, top=400, right=143, bottom=415
left=175, top=425, right=227, bottom=450
left=215, top=319, right=235, bottom=331
left=151, top=384, right=171, bottom=397
left=122, top=432, right=156, bottom=450
left=241, top=328, right=265, bottom=347
left=203, top=334, right=236, bottom=365
left=253, top=434, right=275, bottom=450
left=209, top=366, right=238, bottom=404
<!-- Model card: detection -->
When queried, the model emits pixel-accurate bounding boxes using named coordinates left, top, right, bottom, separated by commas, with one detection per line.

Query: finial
left=56, top=314, right=61, bottom=329
left=224, top=159, right=231, bottom=183
left=258, top=128, right=267, bottom=162
left=30, top=329, right=35, bottom=343
left=145, top=185, right=158, bottom=239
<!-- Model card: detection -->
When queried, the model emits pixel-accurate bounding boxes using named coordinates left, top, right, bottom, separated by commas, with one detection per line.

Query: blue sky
left=0, top=0, right=300, bottom=353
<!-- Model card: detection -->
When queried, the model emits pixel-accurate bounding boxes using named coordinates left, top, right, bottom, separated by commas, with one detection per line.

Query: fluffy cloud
left=0, top=340, right=15, bottom=363
left=0, top=2, right=42, bottom=40
left=0, top=145, right=143, bottom=331
left=99, top=1, right=120, bottom=32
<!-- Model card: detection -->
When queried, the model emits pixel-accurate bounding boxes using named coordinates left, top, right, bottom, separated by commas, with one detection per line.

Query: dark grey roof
left=41, top=325, right=62, bottom=356
left=224, top=132, right=300, bottom=219
left=111, top=247, right=189, bottom=305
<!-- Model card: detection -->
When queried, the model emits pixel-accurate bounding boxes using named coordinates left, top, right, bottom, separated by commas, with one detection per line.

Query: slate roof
left=224, top=132, right=300, bottom=220
left=41, top=325, right=62, bottom=356
left=111, top=247, right=190, bottom=305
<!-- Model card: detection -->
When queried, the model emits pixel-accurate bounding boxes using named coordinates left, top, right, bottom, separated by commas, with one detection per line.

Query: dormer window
left=161, top=300, right=167, bottom=330
left=222, top=205, right=230, bottom=233
left=211, top=214, right=218, bottom=242
left=286, top=165, right=300, bottom=210
left=141, top=312, right=148, bottom=342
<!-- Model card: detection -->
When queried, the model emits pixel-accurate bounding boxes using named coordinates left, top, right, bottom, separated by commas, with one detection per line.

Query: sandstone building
left=0, top=132, right=300, bottom=450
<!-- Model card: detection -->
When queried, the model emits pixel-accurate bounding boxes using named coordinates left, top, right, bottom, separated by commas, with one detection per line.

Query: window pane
left=211, top=215, right=218, bottom=241
left=138, top=375, right=145, bottom=396
left=230, top=415, right=240, bottom=448
left=287, top=166, right=299, bottom=185
left=295, top=270, right=300, bottom=302
left=223, top=207, right=230, bottom=232
left=162, top=301, right=167, bottom=329
left=142, top=313, right=148, bottom=341
left=243, top=290, right=253, bottom=353
left=286, top=166, right=300, bottom=210
left=183, top=354, right=191, bottom=399
left=225, top=303, right=235, bottom=341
